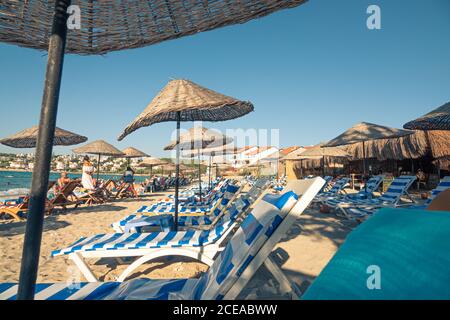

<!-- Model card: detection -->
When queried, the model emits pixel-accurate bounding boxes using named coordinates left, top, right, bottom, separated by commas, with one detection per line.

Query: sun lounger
left=159, top=178, right=230, bottom=205
left=133, top=181, right=235, bottom=215
left=112, top=179, right=270, bottom=233
left=0, top=181, right=56, bottom=221
left=302, top=207, right=450, bottom=300
left=1, top=177, right=325, bottom=300
left=409, top=176, right=450, bottom=209
left=313, top=177, right=350, bottom=204
left=324, top=175, right=384, bottom=208
left=335, top=175, right=417, bottom=220
left=49, top=178, right=325, bottom=289
left=49, top=180, right=83, bottom=210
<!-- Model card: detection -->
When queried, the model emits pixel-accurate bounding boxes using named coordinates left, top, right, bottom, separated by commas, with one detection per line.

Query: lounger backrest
left=327, top=177, right=350, bottom=194
left=209, top=184, right=241, bottom=218
left=317, top=176, right=333, bottom=193
left=426, top=176, right=450, bottom=205
left=224, top=177, right=326, bottom=299
left=363, top=175, right=384, bottom=194
left=191, top=190, right=300, bottom=300
left=52, top=181, right=79, bottom=204
left=379, top=175, right=417, bottom=204
left=218, top=179, right=270, bottom=225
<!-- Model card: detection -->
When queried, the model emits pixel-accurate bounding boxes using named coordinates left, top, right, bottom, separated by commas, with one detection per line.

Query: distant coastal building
left=230, top=146, right=279, bottom=169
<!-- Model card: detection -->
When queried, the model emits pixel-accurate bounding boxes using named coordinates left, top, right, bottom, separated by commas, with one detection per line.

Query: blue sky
left=0, top=0, right=449, bottom=157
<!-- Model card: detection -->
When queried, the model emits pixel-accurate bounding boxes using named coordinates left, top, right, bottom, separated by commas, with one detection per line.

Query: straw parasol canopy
left=403, top=101, right=450, bottom=131
left=138, top=157, right=168, bottom=167
left=73, top=140, right=125, bottom=181
left=138, top=156, right=168, bottom=176
left=73, top=140, right=125, bottom=157
left=343, top=130, right=450, bottom=161
left=0, top=126, right=87, bottom=148
left=117, top=80, right=252, bottom=231
left=324, top=122, right=413, bottom=177
left=122, top=147, right=149, bottom=158
left=324, top=122, right=413, bottom=147
left=164, top=127, right=233, bottom=196
left=298, top=145, right=350, bottom=158
left=118, top=80, right=253, bottom=141
left=1, top=1, right=308, bottom=55
left=286, top=144, right=349, bottom=176
left=164, top=127, right=233, bottom=151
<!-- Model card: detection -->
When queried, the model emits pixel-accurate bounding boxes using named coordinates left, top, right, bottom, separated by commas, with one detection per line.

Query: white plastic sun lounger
left=409, top=176, right=450, bottom=209
left=51, top=178, right=322, bottom=283
left=112, top=179, right=269, bottom=233
left=324, top=175, right=384, bottom=208
left=1, top=177, right=325, bottom=300
left=336, top=175, right=417, bottom=220
left=313, top=177, right=350, bottom=203
left=134, top=180, right=233, bottom=215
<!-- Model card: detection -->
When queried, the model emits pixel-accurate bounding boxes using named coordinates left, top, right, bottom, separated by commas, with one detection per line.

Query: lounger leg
left=264, top=257, right=300, bottom=300
left=117, top=249, right=215, bottom=282
left=69, top=253, right=98, bottom=282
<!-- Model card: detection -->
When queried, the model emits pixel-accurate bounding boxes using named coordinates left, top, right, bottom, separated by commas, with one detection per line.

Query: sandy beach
left=0, top=186, right=355, bottom=299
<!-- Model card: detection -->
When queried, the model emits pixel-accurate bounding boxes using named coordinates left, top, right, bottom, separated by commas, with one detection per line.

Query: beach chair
left=410, top=176, right=450, bottom=209
left=324, top=175, right=384, bottom=208
left=161, top=178, right=229, bottom=205
left=133, top=181, right=234, bottom=216
left=1, top=178, right=325, bottom=300
left=313, top=177, right=350, bottom=204
left=49, top=178, right=325, bottom=288
left=0, top=181, right=56, bottom=221
left=336, top=175, right=417, bottom=220
left=302, top=207, right=450, bottom=300
left=112, top=179, right=270, bottom=233
left=49, top=180, right=83, bottom=210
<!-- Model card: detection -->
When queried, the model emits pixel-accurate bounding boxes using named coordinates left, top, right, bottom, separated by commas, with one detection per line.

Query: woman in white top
left=81, top=156, right=95, bottom=190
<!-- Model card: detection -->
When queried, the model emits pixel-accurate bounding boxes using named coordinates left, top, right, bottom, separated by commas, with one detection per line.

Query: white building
left=230, top=146, right=279, bottom=169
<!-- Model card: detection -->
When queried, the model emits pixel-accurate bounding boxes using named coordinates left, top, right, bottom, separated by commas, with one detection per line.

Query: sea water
left=0, top=170, right=148, bottom=192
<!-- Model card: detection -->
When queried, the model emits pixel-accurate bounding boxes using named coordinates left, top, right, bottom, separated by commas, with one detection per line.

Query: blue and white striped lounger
left=409, top=176, right=450, bottom=209
left=313, top=177, right=350, bottom=203
left=112, top=180, right=268, bottom=232
left=336, top=175, right=417, bottom=220
left=50, top=182, right=302, bottom=283
left=1, top=177, right=326, bottom=300
left=325, top=175, right=384, bottom=208
left=134, top=182, right=232, bottom=215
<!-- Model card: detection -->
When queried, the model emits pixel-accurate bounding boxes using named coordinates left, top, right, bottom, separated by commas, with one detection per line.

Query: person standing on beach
left=81, top=156, right=95, bottom=190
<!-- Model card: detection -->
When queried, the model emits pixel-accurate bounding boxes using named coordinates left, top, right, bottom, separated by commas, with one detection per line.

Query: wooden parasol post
left=17, top=0, right=71, bottom=300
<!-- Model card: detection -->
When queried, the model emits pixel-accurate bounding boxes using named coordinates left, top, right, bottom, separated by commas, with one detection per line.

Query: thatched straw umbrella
left=296, top=145, right=349, bottom=176
left=198, top=144, right=237, bottom=189
left=164, top=127, right=233, bottom=197
left=138, top=157, right=168, bottom=176
left=73, top=140, right=125, bottom=182
left=122, top=147, right=149, bottom=166
left=404, top=101, right=450, bottom=130
left=324, top=122, right=413, bottom=176
left=118, top=80, right=252, bottom=231
left=3, top=0, right=308, bottom=299
left=169, top=129, right=235, bottom=192
left=0, top=126, right=87, bottom=148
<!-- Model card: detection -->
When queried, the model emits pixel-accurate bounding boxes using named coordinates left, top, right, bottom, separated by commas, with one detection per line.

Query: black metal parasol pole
left=174, top=112, right=181, bottom=231
left=17, top=0, right=71, bottom=300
